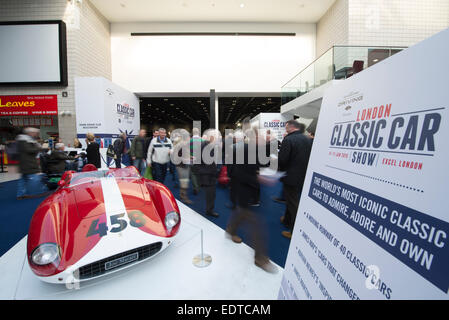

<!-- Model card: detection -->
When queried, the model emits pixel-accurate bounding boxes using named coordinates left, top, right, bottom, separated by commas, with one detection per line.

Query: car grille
left=75, top=242, right=163, bottom=280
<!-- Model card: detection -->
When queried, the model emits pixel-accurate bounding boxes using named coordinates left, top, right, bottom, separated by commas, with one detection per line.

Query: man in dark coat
left=130, top=129, right=149, bottom=175
left=278, top=120, right=311, bottom=239
left=113, top=133, right=127, bottom=168
left=16, top=128, right=47, bottom=199
left=191, top=131, right=219, bottom=218
left=226, top=129, right=277, bottom=273
left=47, top=143, right=77, bottom=174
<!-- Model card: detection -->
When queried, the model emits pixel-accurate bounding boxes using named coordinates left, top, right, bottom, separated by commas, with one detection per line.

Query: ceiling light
left=240, top=3, right=245, bottom=8
left=373, top=59, right=379, bottom=62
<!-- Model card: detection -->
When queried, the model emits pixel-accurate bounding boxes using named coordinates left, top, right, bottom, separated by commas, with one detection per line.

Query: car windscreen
left=67, top=169, right=140, bottom=187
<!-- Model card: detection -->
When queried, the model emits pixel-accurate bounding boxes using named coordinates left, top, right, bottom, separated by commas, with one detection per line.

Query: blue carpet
left=0, top=174, right=291, bottom=267
left=0, top=179, right=46, bottom=258
left=162, top=172, right=290, bottom=267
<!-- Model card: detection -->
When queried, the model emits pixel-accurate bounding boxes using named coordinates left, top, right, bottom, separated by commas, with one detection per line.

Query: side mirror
left=58, top=179, right=66, bottom=187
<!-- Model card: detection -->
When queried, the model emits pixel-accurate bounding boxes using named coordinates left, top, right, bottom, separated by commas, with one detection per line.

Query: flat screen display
left=0, top=21, right=67, bottom=86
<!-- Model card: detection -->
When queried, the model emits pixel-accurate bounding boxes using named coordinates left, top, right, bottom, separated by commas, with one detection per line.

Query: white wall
left=348, top=0, right=449, bottom=47
left=111, top=22, right=316, bottom=93
left=316, top=0, right=449, bottom=56
left=316, top=0, right=349, bottom=56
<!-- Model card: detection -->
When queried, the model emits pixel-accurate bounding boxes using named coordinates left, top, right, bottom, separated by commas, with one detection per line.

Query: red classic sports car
left=27, top=166, right=181, bottom=284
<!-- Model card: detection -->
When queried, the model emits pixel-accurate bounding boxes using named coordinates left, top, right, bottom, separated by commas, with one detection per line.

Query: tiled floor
left=0, top=165, right=20, bottom=183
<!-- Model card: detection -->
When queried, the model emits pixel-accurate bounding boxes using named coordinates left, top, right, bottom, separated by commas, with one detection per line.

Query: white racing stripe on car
left=101, top=176, right=127, bottom=217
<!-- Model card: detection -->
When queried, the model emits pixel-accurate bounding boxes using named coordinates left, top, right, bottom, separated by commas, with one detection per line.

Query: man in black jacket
left=16, top=128, right=48, bottom=199
left=113, top=133, right=127, bottom=168
left=279, top=120, right=311, bottom=239
left=226, top=129, right=277, bottom=273
left=47, top=143, right=77, bottom=174
left=130, top=129, right=149, bottom=175
left=191, top=130, right=219, bottom=218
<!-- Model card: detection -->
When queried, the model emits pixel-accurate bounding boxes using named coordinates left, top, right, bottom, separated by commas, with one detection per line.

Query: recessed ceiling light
left=240, top=3, right=245, bottom=8
left=373, top=59, right=379, bottom=62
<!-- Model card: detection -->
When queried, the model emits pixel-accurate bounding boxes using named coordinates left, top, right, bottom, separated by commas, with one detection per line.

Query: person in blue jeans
left=16, top=128, right=49, bottom=199
left=130, top=129, right=149, bottom=176
left=147, top=128, right=172, bottom=184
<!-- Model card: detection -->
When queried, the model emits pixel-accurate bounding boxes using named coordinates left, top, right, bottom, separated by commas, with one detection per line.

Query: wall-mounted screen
left=0, top=21, right=67, bottom=86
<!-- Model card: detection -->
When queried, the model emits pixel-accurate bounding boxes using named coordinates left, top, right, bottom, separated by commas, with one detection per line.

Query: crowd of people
left=12, top=128, right=107, bottom=199
left=11, top=121, right=313, bottom=273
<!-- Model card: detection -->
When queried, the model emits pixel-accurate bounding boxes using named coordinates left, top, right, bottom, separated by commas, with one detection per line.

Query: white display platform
left=0, top=201, right=283, bottom=300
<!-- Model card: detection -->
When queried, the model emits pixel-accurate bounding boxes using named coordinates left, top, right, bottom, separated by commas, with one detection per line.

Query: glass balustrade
left=281, top=46, right=405, bottom=105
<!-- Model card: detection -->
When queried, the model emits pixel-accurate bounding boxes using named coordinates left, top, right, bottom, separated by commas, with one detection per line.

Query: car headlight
left=31, top=243, right=60, bottom=266
left=164, top=211, right=179, bottom=230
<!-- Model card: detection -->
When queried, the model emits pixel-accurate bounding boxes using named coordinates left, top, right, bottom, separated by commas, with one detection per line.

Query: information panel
left=279, top=28, right=449, bottom=300
left=75, top=77, right=140, bottom=140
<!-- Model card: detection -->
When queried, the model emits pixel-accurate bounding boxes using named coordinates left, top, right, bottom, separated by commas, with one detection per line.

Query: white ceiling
left=90, top=0, right=336, bottom=23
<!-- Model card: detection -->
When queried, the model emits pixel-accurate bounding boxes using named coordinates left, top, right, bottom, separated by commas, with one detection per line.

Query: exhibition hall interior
left=0, top=0, right=448, bottom=302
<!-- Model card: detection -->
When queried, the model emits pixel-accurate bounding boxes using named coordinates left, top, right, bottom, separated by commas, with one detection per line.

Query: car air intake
left=76, top=242, right=162, bottom=280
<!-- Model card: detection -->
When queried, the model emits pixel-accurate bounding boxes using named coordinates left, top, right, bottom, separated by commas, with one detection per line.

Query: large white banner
left=279, top=28, right=449, bottom=300
left=75, top=77, right=140, bottom=147
left=251, top=113, right=292, bottom=141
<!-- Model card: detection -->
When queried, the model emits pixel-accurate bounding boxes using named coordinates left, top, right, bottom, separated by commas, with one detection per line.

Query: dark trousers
left=229, top=178, right=237, bottom=207
left=169, top=161, right=178, bottom=185
left=227, top=182, right=268, bottom=262
left=227, top=207, right=267, bottom=262
left=115, top=156, right=122, bottom=168
left=190, top=171, right=200, bottom=192
left=203, top=185, right=216, bottom=214
left=283, top=184, right=302, bottom=231
left=152, top=162, right=168, bottom=184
